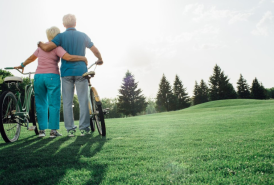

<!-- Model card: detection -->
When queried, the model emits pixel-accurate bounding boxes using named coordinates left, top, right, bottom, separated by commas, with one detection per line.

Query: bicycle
left=0, top=68, right=38, bottom=143
left=82, top=61, right=107, bottom=136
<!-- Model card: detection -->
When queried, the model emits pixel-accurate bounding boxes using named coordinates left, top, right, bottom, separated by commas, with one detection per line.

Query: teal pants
left=34, top=73, right=61, bottom=130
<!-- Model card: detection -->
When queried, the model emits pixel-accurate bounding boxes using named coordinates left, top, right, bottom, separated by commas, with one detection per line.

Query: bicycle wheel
left=30, top=95, right=39, bottom=135
left=90, top=116, right=96, bottom=132
left=90, top=88, right=106, bottom=136
left=0, top=91, right=21, bottom=143
left=89, top=92, right=96, bottom=132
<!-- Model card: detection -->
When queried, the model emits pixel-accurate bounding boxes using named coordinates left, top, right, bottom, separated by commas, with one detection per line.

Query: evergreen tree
left=199, top=79, right=209, bottom=103
left=146, top=98, right=157, bottom=114
left=266, top=87, right=274, bottom=99
left=173, top=75, right=190, bottom=110
left=193, top=81, right=200, bottom=105
left=237, top=74, right=250, bottom=98
left=251, top=78, right=267, bottom=99
left=156, top=74, right=173, bottom=112
left=193, top=79, right=209, bottom=105
left=117, top=71, right=147, bottom=116
left=208, top=65, right=237, bottom=100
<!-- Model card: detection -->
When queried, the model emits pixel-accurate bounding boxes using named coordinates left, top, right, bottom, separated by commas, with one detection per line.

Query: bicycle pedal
left=28, top=126, right=36, bottom=131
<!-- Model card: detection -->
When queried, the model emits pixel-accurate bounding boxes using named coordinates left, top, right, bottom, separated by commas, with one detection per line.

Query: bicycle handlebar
left=87, top=62, right=97, bottom=70
left=4, top=67, right=35, bottom=75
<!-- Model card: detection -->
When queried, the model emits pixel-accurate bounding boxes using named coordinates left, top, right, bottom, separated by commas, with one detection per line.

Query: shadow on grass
left=0, top=134, right=108, bottom=185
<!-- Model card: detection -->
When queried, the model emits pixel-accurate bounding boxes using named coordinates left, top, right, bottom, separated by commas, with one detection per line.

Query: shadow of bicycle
left=0, top=134, right=108, bottom=185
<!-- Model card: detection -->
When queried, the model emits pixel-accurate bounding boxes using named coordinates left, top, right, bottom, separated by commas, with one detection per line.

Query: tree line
left=0, top=64, right=273, bottom=120
left=109, top=64, right=273, bottom=118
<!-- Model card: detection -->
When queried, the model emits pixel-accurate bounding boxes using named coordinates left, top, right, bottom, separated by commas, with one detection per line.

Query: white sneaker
left=80, top=129, right=91, bottom=136
left=67, top=126, right=77, bottom=137
left=39, top=130, right=45, bottom=137
left=50, top=130, right=62, bottom=138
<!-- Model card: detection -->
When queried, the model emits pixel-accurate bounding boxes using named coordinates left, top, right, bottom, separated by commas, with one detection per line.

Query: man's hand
left=96, top=60, right=103, bottom=65
left=38, top=42, right=57, bottom=52
left=14, top=65, right=24, bottom=73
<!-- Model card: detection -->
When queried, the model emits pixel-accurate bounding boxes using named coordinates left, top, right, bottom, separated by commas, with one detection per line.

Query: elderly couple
left=15, top=14, right=103, bottom=137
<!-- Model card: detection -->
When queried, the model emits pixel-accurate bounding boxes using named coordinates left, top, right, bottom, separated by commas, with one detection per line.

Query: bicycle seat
left=82, top=71, right=95, bottom=77
left=4, top=76, right=23, bottom=83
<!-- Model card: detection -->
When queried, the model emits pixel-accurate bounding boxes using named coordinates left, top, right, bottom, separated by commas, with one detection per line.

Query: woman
left=14, top=26, right=88, bottom=138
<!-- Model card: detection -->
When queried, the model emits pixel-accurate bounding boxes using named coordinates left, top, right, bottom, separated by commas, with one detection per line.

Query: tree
left=237, top=74, right=250, bottom=98
left=0, top=75, right=3, bottom=93
left=193, top=79, right=209, bottom=105
left=146, top=98, right=157, bottom=114
left=199, top=79, right=209, bottom=103
left=0, top=69, right=13, bottom=94
left=156, top=74, right=173, bottom=112
left=60, top=95, right=80, bottom=121
left=117, top=71, right=147, bottom=116
left=0, top=69, right=33, bottom=103
left=102, top=98, right=123, bottom=118
left=173, top=75, right=190, bottom=109
left=251, top=78, right=267, bottom=99
left=266, top=87, right=274, bottom=99
left=73, top=95, right=80, bottom=120
left=193, top=81, right=200, bottom=105
left=208, top=64, right=237, bottom=100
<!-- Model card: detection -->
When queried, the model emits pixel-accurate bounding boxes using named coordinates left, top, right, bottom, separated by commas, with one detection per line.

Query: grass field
left=0, top=99, right=274, bottom=184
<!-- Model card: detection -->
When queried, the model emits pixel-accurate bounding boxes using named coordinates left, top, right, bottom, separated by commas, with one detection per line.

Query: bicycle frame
left=86, top=62, right=101, bottom=116
left=4, top=68, right=35, bottom=127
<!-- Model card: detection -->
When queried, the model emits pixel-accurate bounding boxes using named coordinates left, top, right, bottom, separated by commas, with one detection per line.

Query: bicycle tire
left=90, top=116, right=96, bottom=132
left=90, top=88, right=106, bottom=136
left=89, top=90, right=96, bottom=132
left=0, top=91, right=21, bottom=143
left=30, top=95, right=39, bottom=135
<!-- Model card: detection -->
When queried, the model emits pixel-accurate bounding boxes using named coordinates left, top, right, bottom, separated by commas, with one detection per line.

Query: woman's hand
left=14, top=65, right=24, bottom=73
left=84, top=57, right=88, bottom=66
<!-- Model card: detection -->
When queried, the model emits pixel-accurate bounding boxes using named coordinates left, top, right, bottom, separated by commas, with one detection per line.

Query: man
left=38, top=14, right=103, bottom=136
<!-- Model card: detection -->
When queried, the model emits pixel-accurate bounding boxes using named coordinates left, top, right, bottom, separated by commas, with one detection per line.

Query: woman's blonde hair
left=46, top=26, right=60, bottom=41
left=63, top=14, right=76, bottom=27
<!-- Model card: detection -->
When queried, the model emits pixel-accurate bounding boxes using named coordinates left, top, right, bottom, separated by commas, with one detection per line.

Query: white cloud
left=184, top=3, right=253, bottom=24
left=252, top=11, right=274, bottom=36
left=193, top=43, right=225, bottom=50
left=228, top=12, right=253, bottom=24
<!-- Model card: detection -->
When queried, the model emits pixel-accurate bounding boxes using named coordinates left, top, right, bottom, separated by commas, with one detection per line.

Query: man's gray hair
left=46, top=26, right=60, bottom=41
left=63, top=14, right=76, bottom=27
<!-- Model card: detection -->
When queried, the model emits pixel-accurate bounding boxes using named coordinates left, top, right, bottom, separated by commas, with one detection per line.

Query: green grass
left=0, top=99, right=274, bottom=184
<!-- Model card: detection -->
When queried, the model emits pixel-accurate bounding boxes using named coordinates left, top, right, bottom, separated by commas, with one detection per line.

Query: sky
left=0, top=0, right=274, bottom=99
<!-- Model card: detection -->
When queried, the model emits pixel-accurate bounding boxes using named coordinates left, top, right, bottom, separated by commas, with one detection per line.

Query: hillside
left=0, top=99, right=273, bottom=184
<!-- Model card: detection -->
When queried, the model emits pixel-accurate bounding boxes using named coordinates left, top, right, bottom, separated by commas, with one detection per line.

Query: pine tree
left=173, top=75, right=190, bottom=110
left=251, top=78, right=267, bottom=99
left=117, top=71, right=147, bottom=116
left=208, top=64, right=237, bottom=100
left=208, top=65, right=221, bottom=100
left=237, top=74, right=250, bottom=98
left=156, top=74, right=173, bottom=112
left=266, top=87, right=274, bottom=99
left=199, top=79, right=209, bottom=103
left=193, top=81, right=200, bottom=105
left=193, top=79, right=209, bottom=105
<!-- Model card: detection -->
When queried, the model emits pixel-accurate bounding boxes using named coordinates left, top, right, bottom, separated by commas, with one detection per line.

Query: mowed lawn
left=0, top=99, right=274, bottom=184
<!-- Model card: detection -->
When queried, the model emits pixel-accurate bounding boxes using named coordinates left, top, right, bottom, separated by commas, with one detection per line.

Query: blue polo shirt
left=52, top=28, right=94, bottom=77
